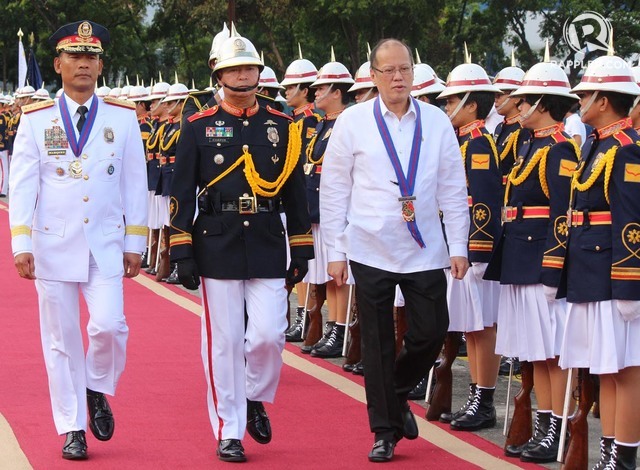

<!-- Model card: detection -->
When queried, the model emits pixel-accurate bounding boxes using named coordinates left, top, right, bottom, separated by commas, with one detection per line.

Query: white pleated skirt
left=559, top=301, right=640, bottom=374
left=157, top=195, right=170, bottom=227
left=495, top=284, right=566, bottom=361
left=147, top=191, right=163, bottom=229
left=446, top=263, right=500, bottom=333
left=304, top=223, right=353, bottom=285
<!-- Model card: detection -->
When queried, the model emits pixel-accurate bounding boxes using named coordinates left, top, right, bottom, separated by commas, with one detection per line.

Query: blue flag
left=26, top=47, right=42, bottom=90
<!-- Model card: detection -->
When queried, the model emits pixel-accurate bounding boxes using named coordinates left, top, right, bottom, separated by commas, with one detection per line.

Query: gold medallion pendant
left=69, top=160, right=83, bottom=178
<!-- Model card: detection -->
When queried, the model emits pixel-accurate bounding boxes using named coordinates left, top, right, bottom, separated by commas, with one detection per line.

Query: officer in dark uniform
left=169, top=33, right=313, bottom=463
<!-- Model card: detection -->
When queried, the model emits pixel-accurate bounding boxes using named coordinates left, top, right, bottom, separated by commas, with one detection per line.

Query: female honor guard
left=302, top=53, right=355, bottom=358
left=437, top=60, right=503, bottom=431
left=559, top=53, right=640, bottom=470
left=9, top=20, right=148, bottom=460
left=169, top=33, right=313, bottom=463
left=484, top=47, right=580, bottom=463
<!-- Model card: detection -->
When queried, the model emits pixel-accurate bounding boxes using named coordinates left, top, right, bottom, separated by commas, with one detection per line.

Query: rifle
left=302, top=283, right=326, bottom=347
left=425, top=331, right=461, bottom=421
left=560, top=369, right=595, bottom=469
left=504, top=361, right=533, bottom=452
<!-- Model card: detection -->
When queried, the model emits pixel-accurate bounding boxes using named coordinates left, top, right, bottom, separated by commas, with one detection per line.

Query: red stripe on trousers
left=201, top=279, right=224, bottom=440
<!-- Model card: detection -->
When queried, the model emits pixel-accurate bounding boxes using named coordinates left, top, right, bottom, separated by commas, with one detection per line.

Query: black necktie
left=77, top=106, right=88, bottom=133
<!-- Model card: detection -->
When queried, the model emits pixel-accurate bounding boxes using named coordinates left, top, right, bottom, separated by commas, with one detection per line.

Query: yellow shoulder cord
left=305, top=131, right=322, bottom=164
left=460, top=140, right=470, bottom=187
left=503, top=148, right=551, bottom=206
left=159, top=128, right=181, bottom=152
left=499, top=128, right=520, bottom=162
left=146, top=123, right=166, bottom=150
left=485, top=133, right=500, bottom=168
left=572, top=145, right=617, bottom=204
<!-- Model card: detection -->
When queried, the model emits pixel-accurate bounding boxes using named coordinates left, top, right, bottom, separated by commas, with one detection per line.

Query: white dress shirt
left=319, top=97, right=469, bottom=274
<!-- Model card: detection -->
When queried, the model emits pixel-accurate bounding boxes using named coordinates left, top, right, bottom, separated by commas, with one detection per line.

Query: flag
left=17, top=29, right=27, bottom=88
left=26, top=47, right=43, bottom=90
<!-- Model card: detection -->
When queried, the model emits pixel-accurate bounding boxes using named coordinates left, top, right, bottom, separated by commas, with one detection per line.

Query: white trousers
left=0, top=150, right=9, bottom=195
left=200, top=277, right=288, bottom=441
left=35, top=256, right=128, bottom=435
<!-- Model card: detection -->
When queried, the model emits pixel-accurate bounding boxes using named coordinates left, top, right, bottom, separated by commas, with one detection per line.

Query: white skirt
left=147, top=191, right=163, bottom=230
left=446, top=263, right=500, bottom=333
left=495, top=284, right=566, bottom=361
left=304, top=224, right=353, bottom=285
left=559, top=301, right=640, bottom=374
left=156, top=195, right=170, bottom=227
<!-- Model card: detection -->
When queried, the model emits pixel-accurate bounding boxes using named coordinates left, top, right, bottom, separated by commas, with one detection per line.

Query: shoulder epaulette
left=551, top=132, right=567, bottom=143
left=103, top=96, right=136, bottom=110
left=188, top=105, right=219, bottom=122
left=22, top=100, right=55, bottom=114
left=613, top=130, right=634, bottom=147
left=266, top=105, right=292, bottom=121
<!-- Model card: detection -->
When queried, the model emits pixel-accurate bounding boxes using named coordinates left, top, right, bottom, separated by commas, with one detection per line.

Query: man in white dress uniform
left=9, top=20, right=148, bottom=460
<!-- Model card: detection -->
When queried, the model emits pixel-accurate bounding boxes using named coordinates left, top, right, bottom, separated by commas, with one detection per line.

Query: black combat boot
left=285, top=307, right=305, bottom=342
left=593, top=436, right=615, bottom=470
left=440, top=383, right=476, bottom=423
left=520, top=414, right=561, bottom=463
left=505, top=410, right=551, bottom=457
left=301, top=321, right=335, bottom=354
left=311, top=323, right=345, bottom=358
left=450, top=386, right=496, bottom=431
left=166, top=263, right=180, bottom=284
left=606, top=442, right=638, bottom=470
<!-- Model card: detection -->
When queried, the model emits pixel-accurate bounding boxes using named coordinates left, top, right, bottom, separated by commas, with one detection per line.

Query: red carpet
left=0, top=202, right=538, bottom=469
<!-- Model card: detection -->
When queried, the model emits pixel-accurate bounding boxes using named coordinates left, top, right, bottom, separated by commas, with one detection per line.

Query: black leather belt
left=219, top=197, right=279, bottom=214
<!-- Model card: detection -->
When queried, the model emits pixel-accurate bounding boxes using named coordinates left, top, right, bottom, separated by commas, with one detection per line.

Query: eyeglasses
left=371, top=65, right=413, bottom=77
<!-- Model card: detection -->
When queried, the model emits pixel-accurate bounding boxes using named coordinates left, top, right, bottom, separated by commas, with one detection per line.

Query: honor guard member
left=8, top=87, right=35, bottom=156
left=493, top=56, right=528, bottom=182
left=300, top=51, right=354, bottom=358
left=559, top=53, right=640, bottom=470
left=157, top=82, right=189, bottom=282
left=349, top=57, right=379, bottom=104
left=258, top=62, right=285, bottom=112
left=320, top=39, right=470, bottom=462
left=8, top=20, right=148, bottom=460
left=411, top=62, right=445, bottom=105
left=484, top=46, right=580, bottom=463
left=0, top=94, right=11, bottom=196
left=437, top=60, right=503, bottom=431
left=144, top=81, right=170, bottom=275
left=169, top=34, right=313, bottom=463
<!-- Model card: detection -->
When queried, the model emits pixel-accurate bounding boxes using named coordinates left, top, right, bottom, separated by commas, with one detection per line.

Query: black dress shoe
left=62, top=430, right=88, bottom=460
left=246, top=400, right=271, bottom=444
left=342, top=362, right=356, bottom=373
left=87, top=389, right=114, bottom=441
left=401, top=403, right=419, bottom=440
left=368, top=439, right=395, bottom=462
left=352, top=361, right=364, bottom=376
left=217, top=439, right=246, bottom=462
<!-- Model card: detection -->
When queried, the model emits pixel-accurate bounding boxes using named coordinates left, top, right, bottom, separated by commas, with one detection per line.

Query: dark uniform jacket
left=145, top=117, right=165, bottom=192
left=181, top=89, right=277, bottom=125
left=169, top=99, right=314, bottom=279
left=457, top=120, right=503, bottom=263
left=494, top=116, right=529, bottom=181
left=7, top=112, right=20, bottom=154
left=559, top=119, right=640, bottom=302
left=485, top=123, right=580, bottom=286
left=305, top=114, right=339, bottom=224
left=0, top=111, right=8, bottom=151
left=158, top=118, right=180, bottom=197
left=292, top=102, right=321, bottom=155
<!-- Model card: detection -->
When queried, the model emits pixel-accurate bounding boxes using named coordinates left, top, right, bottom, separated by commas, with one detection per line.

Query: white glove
left=543, top=285, right=558, bottom=303
left=471, top=262, right=487, bottom=281
left=615, top=300, right=640, bottom=322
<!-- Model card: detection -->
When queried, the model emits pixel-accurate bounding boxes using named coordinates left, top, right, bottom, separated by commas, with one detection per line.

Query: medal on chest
left=69, top=160, right=83, bottom=178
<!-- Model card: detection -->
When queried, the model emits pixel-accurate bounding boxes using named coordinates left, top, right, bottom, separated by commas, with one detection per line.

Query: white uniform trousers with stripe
left=0, top=150, right=9, bottom=195
left=34, top=255, right=128, bottom=435
left=200, top=277, right=287, bottom=441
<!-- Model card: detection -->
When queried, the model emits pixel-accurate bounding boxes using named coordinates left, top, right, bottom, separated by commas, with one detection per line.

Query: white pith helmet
left=161, top=83, right=189, bottom=102
left=148, top=82, right=170, bottom=101
left=15, top=85, right=36, bottom=98
left=411, top=63, right=445, bottom=97
left=349, top=61, right=375, bottom=92
left=311, top=47, right=354, bottom=87
left=280, top=43, right=318, bottom=87
left=128, top=85, right=150, bottom=102
left=512, top=41, right=577, bottom=99
left=259, top=66, right=284, bottom=90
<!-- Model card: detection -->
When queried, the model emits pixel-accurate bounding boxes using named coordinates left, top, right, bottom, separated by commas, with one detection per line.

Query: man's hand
left=327, top=261, right=349, bottom=287
left=286, top=257, right=308, bottom=286
left=177, top=258, right=200, bottom=290
left=449, top=256, right=469, bottom=280
left=15, top=253, right=36, bottom=280
left=123, top=253, right=143, bottom=278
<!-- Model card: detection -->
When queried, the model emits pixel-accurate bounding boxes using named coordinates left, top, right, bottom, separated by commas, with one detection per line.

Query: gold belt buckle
left=303, top=163, right=314, bottom=175
left=238, top=196, right=257, bottom=214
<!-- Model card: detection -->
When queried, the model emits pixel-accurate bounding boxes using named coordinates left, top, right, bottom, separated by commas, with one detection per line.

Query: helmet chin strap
left=167, top=101, right=180, bottom=116
left=287, top=84, right=301, bottom=104
left=495, top=95, right=511, bottom=113
left=314, top=84, right=333, bottom=106
left=448, top=91, right=470, bottom=121
left=359, top=88, right=373, bottom=102
left=580, top=91, right=599, bottom=116
left=221, top=80, right=259, bottom=93
left=633, top=94, right=640, bottom=111
left=520, top=96, right=542, bottom=122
